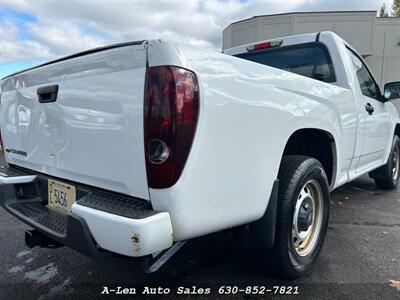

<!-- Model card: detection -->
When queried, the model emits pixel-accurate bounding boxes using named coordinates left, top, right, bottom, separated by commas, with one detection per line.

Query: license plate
left=48, top=179, right=76, bottom=214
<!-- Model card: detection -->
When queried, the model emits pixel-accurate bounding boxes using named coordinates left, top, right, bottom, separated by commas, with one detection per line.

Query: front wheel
left=272, top=155, right=330, bottom=279
left=370, top=135, right=400, bottom=190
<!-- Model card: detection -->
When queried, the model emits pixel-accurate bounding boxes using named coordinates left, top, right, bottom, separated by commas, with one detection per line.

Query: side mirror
left=384, top=81, right=400, bottom=101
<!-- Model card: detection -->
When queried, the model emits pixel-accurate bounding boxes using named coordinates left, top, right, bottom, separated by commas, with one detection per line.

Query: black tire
left=370, top=136, right=400, bottom=190
left=271, top=155, right=330, bottom=279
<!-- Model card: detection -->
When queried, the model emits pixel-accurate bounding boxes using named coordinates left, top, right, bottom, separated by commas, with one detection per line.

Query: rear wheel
left=271, top=155, right=329, bottom=279
left=371, top=135, right=400, bottom=190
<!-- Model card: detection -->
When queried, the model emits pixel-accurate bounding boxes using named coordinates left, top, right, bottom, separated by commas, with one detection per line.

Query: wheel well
left=282, top=129, right=336, bottom=185
left=395, top=124, right=400, bottom=138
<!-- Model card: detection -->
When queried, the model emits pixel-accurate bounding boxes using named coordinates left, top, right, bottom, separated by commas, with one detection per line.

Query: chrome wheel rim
left=392, top=145, right=399, bottom=182
left=292, top=180, right=323, bottom=257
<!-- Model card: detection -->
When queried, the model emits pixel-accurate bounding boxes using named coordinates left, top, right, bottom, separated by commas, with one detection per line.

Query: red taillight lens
left=246, top=40, right=283, bottom=52
left=255, top=42, right=271, bottom=50
left=144, top=66, right=199, bottom=188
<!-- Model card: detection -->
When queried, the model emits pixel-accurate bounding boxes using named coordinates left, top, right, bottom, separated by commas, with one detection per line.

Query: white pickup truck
left=1, top=31, right=400, bottom=278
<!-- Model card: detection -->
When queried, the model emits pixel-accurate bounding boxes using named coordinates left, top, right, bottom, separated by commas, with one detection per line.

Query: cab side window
left=356, top=64, right=380, bottom=100
left=347, top=49, right=381, bottom=100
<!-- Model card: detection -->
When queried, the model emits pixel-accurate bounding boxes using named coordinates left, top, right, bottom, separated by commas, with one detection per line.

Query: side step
left=2, top=197, right=101, bottom=257
left=142, top=241, right=187, bottom=273
left=76, top=189, right=157, bottom=219
left=8, top=200, right=68, bottom=237
left=0, top=165, right=36, bottom=184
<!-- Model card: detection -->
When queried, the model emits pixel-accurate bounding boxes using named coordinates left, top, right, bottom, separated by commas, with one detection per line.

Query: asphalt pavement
left=0, top=154, right=399, bottom=299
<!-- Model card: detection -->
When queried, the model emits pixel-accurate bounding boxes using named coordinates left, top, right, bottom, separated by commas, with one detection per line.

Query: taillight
left=144, top=66, right=199, bottom=188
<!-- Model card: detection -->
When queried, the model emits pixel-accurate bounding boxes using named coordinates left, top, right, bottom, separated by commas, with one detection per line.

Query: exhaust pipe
left=25, top=230, right=62, bottom=249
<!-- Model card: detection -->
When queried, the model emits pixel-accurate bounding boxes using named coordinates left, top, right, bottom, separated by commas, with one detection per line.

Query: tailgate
left=0, top=41, right=150, bottom=200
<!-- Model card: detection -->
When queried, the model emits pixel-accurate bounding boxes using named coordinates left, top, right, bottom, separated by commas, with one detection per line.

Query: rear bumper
left=71, top=204, right=173, bottom=257
left=0, top=166, right=173, bottom=258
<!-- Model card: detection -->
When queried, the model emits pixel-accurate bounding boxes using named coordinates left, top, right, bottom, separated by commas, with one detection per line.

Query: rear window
left=236, top=42, right=336, bottom=83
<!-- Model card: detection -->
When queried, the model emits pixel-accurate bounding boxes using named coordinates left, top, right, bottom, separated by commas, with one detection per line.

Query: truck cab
left=224, top=31, right=399, bottom=189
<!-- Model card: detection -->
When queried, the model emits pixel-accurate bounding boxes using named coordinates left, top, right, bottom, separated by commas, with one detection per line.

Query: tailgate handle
left=37, top=85, right=59, bottom=103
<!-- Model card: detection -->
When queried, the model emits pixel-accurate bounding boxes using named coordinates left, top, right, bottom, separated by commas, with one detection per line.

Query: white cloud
left=0, top=0, right=392, bottom=64
left=28, top=21, right=107, bottom=54
left=0, top=20, right=52, bottom=63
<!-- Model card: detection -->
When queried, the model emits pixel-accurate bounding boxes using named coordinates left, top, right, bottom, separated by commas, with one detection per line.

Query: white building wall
left=366, top=18, right=400, bottom=89
left=223, top=11, right=376, bottom=56
left=223, top=12, right=400, bottom=89
left=292, top=12, right=376, bottom=56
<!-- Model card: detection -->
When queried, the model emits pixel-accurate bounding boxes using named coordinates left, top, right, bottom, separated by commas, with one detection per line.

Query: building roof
left=224, top=10, right=377, bottom=32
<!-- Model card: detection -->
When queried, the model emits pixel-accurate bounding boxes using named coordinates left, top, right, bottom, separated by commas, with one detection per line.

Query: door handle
left=37, top=84, right=58, bottom=103
left=365, top=102, right=374, bottom=115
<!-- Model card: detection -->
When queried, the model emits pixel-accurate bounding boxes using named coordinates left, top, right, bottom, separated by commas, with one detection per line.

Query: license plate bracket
left=48, top=179, right=76, bottom=214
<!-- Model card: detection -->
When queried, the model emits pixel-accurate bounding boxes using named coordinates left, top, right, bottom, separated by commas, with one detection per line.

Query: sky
left=0, top=0, right=394, bottom=78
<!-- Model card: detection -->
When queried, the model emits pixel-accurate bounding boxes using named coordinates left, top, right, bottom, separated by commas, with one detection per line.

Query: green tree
left=393, top=0, right=400, bottom=16
left=380, top=3, right=389, bottom=17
